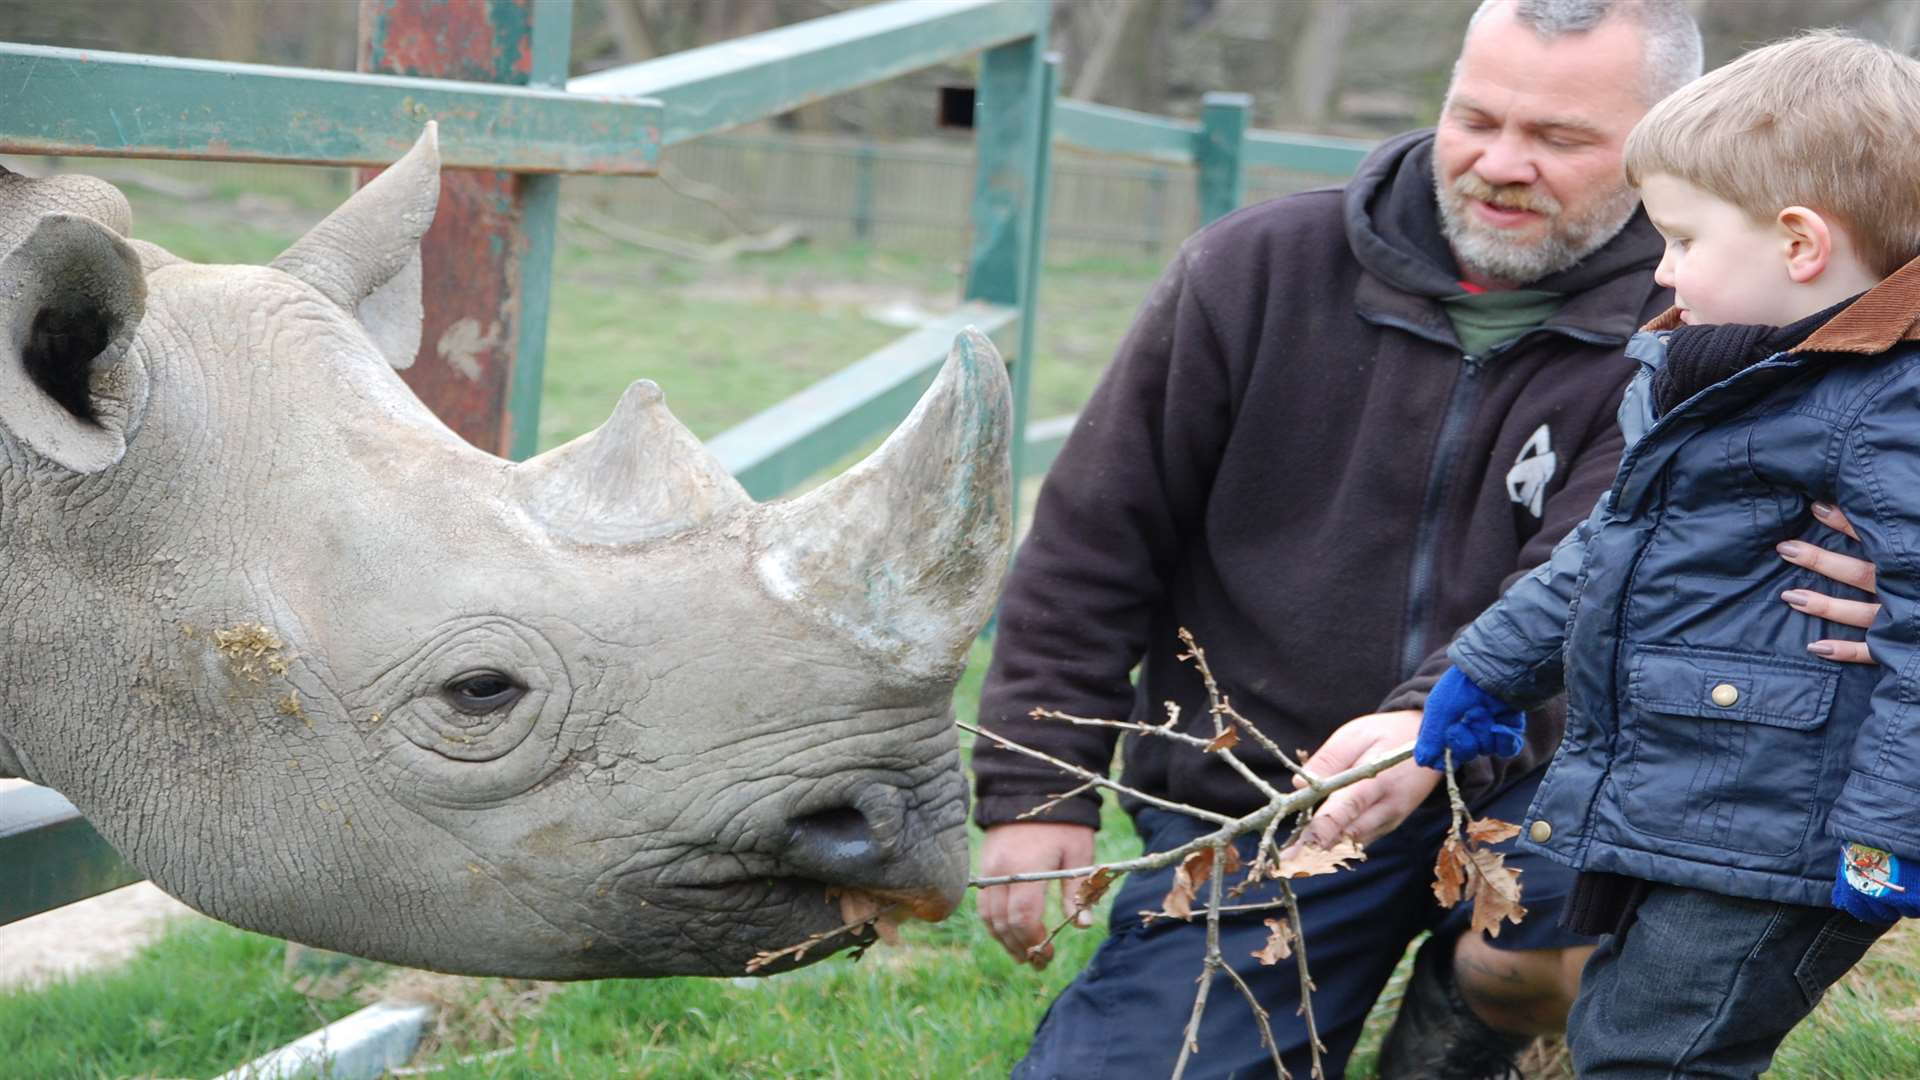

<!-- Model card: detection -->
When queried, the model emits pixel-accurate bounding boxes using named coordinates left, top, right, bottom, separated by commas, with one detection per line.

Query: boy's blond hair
left=1624, top=31, right=1920, bottom=277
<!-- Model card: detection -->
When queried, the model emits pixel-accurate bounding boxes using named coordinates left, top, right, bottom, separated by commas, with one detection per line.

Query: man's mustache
left=1451, top=173, right=1561, bottom=216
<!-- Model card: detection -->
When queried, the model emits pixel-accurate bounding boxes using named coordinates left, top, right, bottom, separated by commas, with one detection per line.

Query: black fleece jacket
left=972, top=130, right=1673, bottom=829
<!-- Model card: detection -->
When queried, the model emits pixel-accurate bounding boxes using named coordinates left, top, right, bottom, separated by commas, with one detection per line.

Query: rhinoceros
left=0, top=127, right=1011, bottom=978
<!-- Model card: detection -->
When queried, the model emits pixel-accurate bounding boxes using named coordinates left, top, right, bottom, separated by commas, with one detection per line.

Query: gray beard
left=1433, top=172, right=1640, bottom=287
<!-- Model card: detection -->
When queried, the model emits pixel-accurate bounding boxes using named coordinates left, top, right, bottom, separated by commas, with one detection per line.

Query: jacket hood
left=1344, top=128, right=1664, bottom=301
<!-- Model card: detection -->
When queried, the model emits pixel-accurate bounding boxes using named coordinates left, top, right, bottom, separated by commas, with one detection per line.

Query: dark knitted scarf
left=1651, top=295, right=1858, bottom=416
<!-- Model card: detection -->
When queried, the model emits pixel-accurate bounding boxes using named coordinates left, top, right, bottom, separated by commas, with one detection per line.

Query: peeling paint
left=436, top=317, right=502, bottom=382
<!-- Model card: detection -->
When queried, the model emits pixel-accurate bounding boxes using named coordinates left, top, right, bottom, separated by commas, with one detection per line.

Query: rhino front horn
left=756, top=328, right=1013, bottom=675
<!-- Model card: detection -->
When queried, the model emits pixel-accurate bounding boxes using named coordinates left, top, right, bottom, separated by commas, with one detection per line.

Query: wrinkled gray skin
left=0, top=127, right=1011, bottom=979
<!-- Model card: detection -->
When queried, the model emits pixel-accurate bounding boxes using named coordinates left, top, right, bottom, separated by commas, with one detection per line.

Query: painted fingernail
left=1778, top=541, right=1808, bottom=557
left=1813, top=502, right=1837, bottom=518
left=1783, top=590, right=1812, bottom=607
left=1076, top=910, right=1093, bottom=928
left=1808, top=642, right=1837, bottom=657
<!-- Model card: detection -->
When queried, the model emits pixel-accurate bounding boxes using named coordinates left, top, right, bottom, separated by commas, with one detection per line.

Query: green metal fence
left=0, top=0, right=1365, bottom=931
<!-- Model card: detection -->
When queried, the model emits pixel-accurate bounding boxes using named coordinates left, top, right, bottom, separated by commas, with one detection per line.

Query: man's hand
left=1286, top=710, right=1435, bottom=854
left=1779, top=502, right=1881, bottom=664
left=977, top=822, right=1096, bottom=969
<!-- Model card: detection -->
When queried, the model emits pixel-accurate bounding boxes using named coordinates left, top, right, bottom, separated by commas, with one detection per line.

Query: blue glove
left=1833, top=843, right=1920, bottom=923
left=1413, top=667, right=1526, bottom=771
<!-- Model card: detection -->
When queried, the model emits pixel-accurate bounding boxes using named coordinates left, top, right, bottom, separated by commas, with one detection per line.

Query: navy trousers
left=1013, top=771, right=1586, bottom=1080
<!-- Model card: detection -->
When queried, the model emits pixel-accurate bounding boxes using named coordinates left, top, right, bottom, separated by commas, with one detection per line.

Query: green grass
left=0, top=920, right=381, bottom=1079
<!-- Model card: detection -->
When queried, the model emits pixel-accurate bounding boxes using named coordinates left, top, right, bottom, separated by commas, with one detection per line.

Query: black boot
left=1374, top=933, right=1532, bottom=1080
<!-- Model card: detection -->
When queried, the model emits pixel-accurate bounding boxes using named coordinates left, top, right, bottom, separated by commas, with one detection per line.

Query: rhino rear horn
left=756, top=328, right=1013, bottom=676
left=510, top=380, right=750, bottom=545
left=0, top=213, right=147, bottom=473
left=273, top=124, right=440, bottom=369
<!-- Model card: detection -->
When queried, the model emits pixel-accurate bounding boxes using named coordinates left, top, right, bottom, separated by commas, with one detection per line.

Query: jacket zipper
left=1353, top=314, right=1626, bottom=682
left=1399, top=350, right=1486, bottom=680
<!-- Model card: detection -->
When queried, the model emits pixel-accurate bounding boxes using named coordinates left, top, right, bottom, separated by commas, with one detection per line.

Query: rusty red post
left=358, top=0, right=570, bottom=458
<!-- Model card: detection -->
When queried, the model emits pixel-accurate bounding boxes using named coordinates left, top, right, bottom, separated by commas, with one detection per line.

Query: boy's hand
left=1413, top=667, right=1525, bottom=770
left=1833, top=842, right=1919, bottom=923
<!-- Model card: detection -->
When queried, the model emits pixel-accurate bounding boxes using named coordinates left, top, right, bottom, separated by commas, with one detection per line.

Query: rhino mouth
left=644, top=874, right=956, bottom=976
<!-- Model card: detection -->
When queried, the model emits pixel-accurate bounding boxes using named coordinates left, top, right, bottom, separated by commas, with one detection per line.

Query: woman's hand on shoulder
left=1779, top=502, right=1879, bottom=664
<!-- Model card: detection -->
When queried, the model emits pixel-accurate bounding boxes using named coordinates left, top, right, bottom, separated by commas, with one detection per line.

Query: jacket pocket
left=1620, top=646, right=1838, bottom=857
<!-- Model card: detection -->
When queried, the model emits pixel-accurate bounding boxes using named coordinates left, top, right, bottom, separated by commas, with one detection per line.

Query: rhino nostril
left=788, top=806, right=876, bottom=864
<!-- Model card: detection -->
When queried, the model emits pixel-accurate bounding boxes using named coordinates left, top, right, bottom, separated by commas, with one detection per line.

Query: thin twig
left=743, top=910, right=888, bottom=973
left=1026, top=904, right=1092, bottom=963
left=1281, top=880, right=1327, bottom=1080
left=1178, top=627, right=1316, bottom=783
left=1170, top=842, right=1229, bottom=1080
left=1140, top=896, right=1295, bottom=923
left=1222, top=959, right=1288, bottom=1079
left=1443, top=747, right=1470, bottom=833
left=960, top=721, right=1237, bottom=825
left=1032, top=706, right=1286, bottom=801
left=968, top=740, right=1414, bottom=889
left=1014, top=779, right=1099, bottom=821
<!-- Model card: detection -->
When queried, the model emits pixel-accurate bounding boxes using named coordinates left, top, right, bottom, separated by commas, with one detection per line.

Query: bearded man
left=972, top=2, right=1707, bottom=1077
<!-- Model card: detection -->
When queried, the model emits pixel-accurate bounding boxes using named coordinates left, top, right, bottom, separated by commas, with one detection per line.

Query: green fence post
left=963, top=32, right=1052, bottom=519
left=359, top=0, right=572, bottom=460
left=509, top=0, right=572, bottom=461
left=1197, top=91, right=1250, bottom=226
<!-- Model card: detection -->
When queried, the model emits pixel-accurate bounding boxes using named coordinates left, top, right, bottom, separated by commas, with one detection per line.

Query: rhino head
left=0, top=127, right=1011, bottom=978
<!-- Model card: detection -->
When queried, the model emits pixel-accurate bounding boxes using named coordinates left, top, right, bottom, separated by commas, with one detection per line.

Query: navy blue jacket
left=1450, top=265, right=1920, bottom=908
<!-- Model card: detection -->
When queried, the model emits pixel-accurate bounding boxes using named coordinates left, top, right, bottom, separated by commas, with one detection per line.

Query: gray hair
left=1466, top=0, right=1704, bottom=103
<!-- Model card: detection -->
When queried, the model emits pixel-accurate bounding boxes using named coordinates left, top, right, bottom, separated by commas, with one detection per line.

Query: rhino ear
left=0, top=213, right=147, bottom=474
left=272, top=123, right=439, bottom=369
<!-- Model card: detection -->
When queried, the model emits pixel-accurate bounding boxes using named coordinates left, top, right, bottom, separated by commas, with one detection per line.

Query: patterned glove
left=1413, top=667, right=1526, bottom=771
left=1833, top=843, right=1919, bottom=923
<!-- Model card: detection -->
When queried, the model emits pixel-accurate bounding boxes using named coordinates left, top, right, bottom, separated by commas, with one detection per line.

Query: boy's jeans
left=1569, top=883, right=1891, bottom=1078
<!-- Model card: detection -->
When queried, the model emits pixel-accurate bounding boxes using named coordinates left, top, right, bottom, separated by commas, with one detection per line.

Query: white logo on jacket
left=1506, top=424, right=1557, bottom=518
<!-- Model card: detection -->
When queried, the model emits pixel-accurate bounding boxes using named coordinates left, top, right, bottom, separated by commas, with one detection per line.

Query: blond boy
left=1416, top=32, right=1920, bottom=1075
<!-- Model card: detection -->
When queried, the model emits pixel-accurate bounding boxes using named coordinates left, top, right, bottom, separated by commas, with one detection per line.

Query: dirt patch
left=213, top=622, right=291, bottom=682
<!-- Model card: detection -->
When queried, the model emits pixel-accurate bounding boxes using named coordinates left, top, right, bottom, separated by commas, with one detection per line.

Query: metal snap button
left=1529, top=820, right=1552, bottom=843
left=1711, top=683, right=1740, bottom=708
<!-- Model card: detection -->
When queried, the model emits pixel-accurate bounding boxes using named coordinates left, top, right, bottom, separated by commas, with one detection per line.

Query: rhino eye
left=443, top=671, right=524, bottom=714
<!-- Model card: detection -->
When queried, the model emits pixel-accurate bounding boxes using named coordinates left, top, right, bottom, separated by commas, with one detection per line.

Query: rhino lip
left=666, top=875, right=953, bottom=923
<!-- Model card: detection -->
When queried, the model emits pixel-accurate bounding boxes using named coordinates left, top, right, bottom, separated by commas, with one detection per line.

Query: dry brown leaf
left=1463, top=845, right=1527, bottom=937
left=833, top=887, right=881, bottom=925
left=1163, top=848, right=1213, bottom=919
left=1466, top=817, right=1522, bottom=845
left=1206, top=726, right=1240, bottom=752
left=1251, top=918, right=1295, bottom=965
left=1076, top=868, right=1119, bottom=909
left=828, top=888, right=902, bottom=944
left=1275, top=837, right=1365, bottom=879
left=1220, top=844, right=1245, bottom=875
left=1433, top=833, right=1468, bottom=908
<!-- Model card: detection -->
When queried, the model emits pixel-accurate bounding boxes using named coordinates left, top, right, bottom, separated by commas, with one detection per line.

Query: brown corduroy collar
left=1639, top=254, right=1920, bottom=354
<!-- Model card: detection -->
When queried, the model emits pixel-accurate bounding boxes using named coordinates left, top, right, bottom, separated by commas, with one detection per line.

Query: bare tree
left=1290, top=0, right=1353, bottom=127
